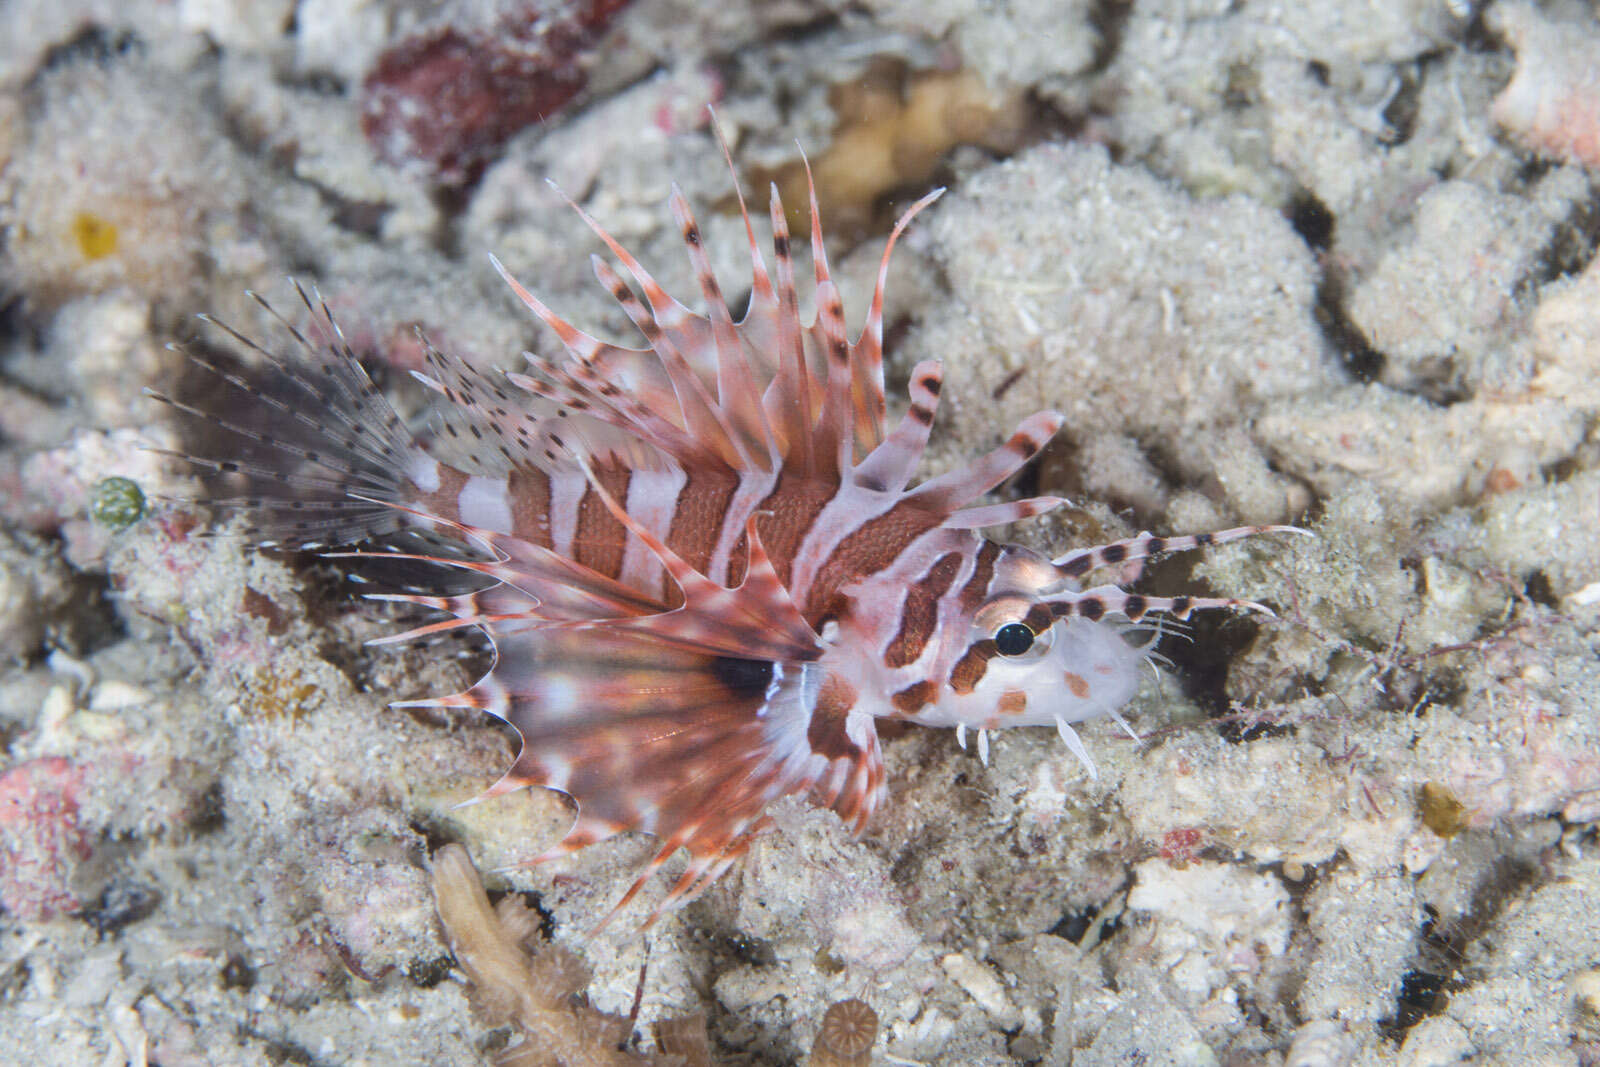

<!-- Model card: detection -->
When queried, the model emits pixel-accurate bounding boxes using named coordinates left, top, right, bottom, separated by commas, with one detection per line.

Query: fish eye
left=993, top=622, right=1036, bottom=657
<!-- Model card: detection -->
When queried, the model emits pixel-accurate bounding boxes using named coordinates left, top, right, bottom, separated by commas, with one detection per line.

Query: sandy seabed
left=1, top=1, right=1599, bottom=1064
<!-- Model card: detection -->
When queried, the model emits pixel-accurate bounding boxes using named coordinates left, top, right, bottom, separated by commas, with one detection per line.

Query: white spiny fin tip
left=542, top=177, right=580, bottom=215
left=451, top=779, right=527, bottom=810
left=1108, top=708, right=1142, bottom=745
left=955, top=723, right=968, bottom=750
left=362, top=592, right=446, bottom=607
left=1055, top=717, right=1099, bottom=779
left=977, top=728, right=990, bottom=765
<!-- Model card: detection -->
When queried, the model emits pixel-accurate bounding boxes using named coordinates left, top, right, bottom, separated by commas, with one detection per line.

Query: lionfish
left=152, top=150, right=1292, bottom=925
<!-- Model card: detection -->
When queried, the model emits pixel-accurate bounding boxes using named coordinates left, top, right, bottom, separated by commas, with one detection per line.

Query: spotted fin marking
left=145, top=283, right=424, bottom=547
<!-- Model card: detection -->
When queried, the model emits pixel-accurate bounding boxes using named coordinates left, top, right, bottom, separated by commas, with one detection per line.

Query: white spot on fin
left=408, top=454, right=441, bottom=493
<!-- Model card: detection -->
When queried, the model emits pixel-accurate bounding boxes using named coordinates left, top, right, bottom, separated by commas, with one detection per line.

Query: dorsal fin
left=490, top=146, right=942, bottom=490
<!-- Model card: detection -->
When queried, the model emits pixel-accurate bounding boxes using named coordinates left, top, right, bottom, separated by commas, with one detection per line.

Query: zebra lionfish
left=153, top=153, right=1293, bottom=925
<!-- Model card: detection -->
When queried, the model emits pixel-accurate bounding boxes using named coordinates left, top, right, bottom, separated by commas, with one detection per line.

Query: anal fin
left=483, top=627, right=881, bottom=927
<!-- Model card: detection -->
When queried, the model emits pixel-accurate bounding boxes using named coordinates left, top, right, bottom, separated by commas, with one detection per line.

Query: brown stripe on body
left=506, top=467, right=553, bottom=548
left=416, top=464, right=554, bottom=549
left=884, top=553, right=963, bottom=669
left=572, top=463, right=631, bottom=579
left=945, top=544, right=1005, bottom=694
left=753, top=468, right=841, bottom=588
left=664, top=465, right=740, bottom=579
left=416, top=464, right=470, bottom=526
left=948, top=640, right=999, bottom=695
left=802, top=498, right=949, bottom=625
left=957, top=540, right=1002, bottom=615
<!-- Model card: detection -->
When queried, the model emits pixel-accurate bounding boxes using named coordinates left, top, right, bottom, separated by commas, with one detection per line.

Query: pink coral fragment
left=0, top=757, right=91, bottom=921
left=1490, top=2, right=1600, bottom=173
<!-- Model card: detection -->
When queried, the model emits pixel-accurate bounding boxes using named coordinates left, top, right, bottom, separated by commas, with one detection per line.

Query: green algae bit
left=90, top=476, right=146, bottom=530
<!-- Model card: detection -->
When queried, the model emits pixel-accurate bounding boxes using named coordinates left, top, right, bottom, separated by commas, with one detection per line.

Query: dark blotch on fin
left=710, top=655, right=775, bottom=700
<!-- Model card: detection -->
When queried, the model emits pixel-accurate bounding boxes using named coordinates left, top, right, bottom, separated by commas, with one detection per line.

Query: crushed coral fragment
left=1489, top=2, right=1600, bottom=172
left=429, top=843, right=708, bottom=1065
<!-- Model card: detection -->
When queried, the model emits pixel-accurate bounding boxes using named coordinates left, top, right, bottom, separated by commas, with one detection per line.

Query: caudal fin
left=147, top=284, right=425, bottom=548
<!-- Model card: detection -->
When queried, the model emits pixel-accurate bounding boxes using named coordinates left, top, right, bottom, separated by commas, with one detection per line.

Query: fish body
left=154, top=157, right=1290, bottom=924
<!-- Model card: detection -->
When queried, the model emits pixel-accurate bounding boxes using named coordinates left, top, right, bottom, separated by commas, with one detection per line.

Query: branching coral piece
left=651, top=1015, right=713, bottom=1066
left=430, top=843, right=707, bottom=1067
left=759, top=59, right=1028, bottom=239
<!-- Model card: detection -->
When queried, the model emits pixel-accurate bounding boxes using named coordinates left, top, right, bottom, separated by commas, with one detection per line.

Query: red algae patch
left=361, top=0, right=635, bottom=184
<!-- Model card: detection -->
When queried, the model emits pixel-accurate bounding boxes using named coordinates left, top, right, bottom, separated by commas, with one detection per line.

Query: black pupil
left=994, top=622, right=1035, bottom=656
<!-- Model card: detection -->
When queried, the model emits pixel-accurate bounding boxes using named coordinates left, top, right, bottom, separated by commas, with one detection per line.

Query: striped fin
left=851, top=360, right=943, bottom=492
left=147, top=284, right=426, bottom=547
left=765, top=182, right=819, bottom=474
left=1045, top=585, right=1274, bottom=623
left=478, top=631, right=882, bottom=928
left=503, top=362, right=709, bottom=469
left=489, top=149, right=944, bottom=488
left=1051, top=524, right=1310, bottom=579
left=586, top=253, right=746, bottom=467
left=804, top=152, right=855, bottom=482
left=372, top=453, right=887, bottom=925
left=362, top=585, right=541, bottom=645
left=904, top=410, right=1065, bottom=512
left=849, top=186, right=944, bottom=455
left=488, top=257, right=691, bottom=448
left=942, top=496, right=1068, bottom=529
left=411, top=338, right=550, bottom=475
left=401, top=485, right=885, bottom=927
left=411, top=319, right=688, bottom=482
left=667, top=185, right=775, bottom=465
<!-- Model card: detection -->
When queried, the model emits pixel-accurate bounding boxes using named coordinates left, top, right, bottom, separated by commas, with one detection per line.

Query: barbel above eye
left=993, top=622, right=1035, bottom=657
